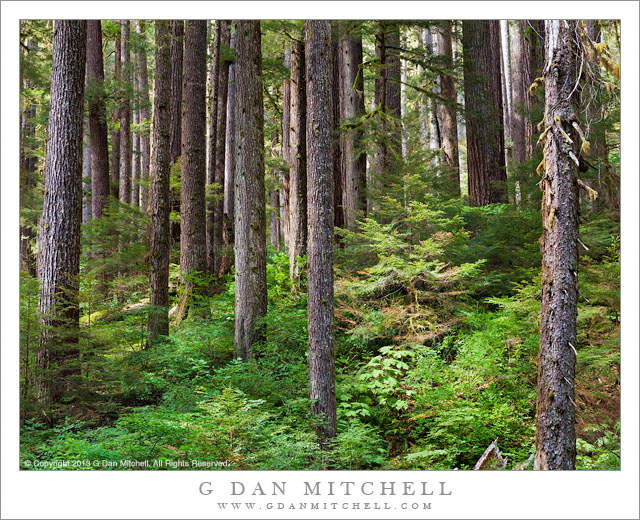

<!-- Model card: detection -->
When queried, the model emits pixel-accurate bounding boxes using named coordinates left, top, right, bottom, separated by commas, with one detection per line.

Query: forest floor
left=20, top=203, right=621, bottom=470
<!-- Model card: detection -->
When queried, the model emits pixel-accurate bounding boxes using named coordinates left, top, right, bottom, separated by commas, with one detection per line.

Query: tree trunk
left=206, top=20, right=221, bottom=275
left=511, top=20, right=527, bottom=165
left=148, top=20, right=172, bottom=344
left=417, top=28, right=430, bottom=152
left=118, top=20, right=131, bottom=204
left=35, top=20, right=86, bottom=413
left=305, top=19, right=337, bottom=445
left=434, top=21, right=461, bottom=196
left=170, top=20, right=184, bottom=164
left=213, top=21, right=231, bottom=279
left=269, top=186, right=281, bottom=250
left=82, top=119, right=92, bottom=224
left=523, top=20, right=545, bottom=159
left=110, top=27, right=121, bottom=199
left=281, top=49, right=291, bottom=249
left=424, top=28, right=441, bottom=161
left=131, top=66, right=140, bottom=207
left=372, top=23, right=386, bottom=202
left=341, top=23, right=367, bottom=229
left=177, top=20, right=208, bottom=320
left=20, top=70, right=38, bottom=275
left=169, top=21, right=184, bottom=249
left=136, top=21, right=151, bottom=212
left=535, top=19, right=580, bottom=471
left=385, top=23, right=402, bottom=174
left=462, top=20, right=507, bottom=206
left=500, top=21, right=514, bottom=144
left=87, top=20, right=110, bottom=219
left=234, top=20, right=267, bottom=360
left=331, top=21, right=344, bottom=232
left=288, top=38, right=307, bottom=285
left=223, top=24, right=237, bottom=258
left=400, top=30, right=408, bottom=162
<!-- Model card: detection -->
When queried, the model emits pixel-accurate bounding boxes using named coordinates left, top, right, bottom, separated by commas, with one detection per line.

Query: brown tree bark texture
left=305, top=19, right=338, bottom=443
left=179, top=20, right=208, bottom=315
left=86, top=20, right=110, bottom=219
left=213, top=21, right=231, bottom=278
left=281, top=71, right=291, bottom=249
left=523, top=20, right=545, bottom=159
left=119, top=20, right=132, bottom=204
left=434, top=22, right=461, bottom=196
left=511, top=21, right=527, bottom=165
left=331, top=21, right=344, bottom=231
left=224, top=25, right=237, bottom=243
left=36, top=20, right=87, bottom=408
left=206, top=21, right=221, bottom=274
left=110, top=28, right=121, bottom=199
left=136, top=21, right=151, bottom=211
left=535, top=19, right=580, bottom=471
left=234, top=20, right=267, bottom=360
left=341, top=26, right=367, bottom=229
left=462, top=20, right=507, bottom=206
left=170, top=20, right=184, bottom=164
left=288, top=39, right=307, bottom=284
left=148, top=20, right=173, bottom=342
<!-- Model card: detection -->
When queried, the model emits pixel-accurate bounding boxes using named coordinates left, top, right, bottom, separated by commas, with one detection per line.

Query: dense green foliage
left=20, top=200, right=620, bottom=470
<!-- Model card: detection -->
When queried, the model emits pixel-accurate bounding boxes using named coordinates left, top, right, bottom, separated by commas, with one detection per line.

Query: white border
left=2, top=2, right=638, bottom=519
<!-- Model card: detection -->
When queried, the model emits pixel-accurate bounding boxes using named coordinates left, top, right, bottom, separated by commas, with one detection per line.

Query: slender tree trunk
left=177, top=20, right=208, bottom=320
left=288, top=38, right=307, bottom=285
left=523, top=20, right=545, bottom=160
left=511, top=20, right=527, bottom=166
left=213, top=21, right=231, bottom=279
left=20, top=75, right=37, bottom=275
left=424, top=28, right=441, bottom=160
left=110, top=27, right=121, bottom=199
left=35, top=20, right=86, bottom=414
left=305, top=19, right=337, bottom=446
left=234, top=20, right=267, bottom=360
left=400, top=30, right=408, bottom=162
left=269, top=186, right=281, bottom=250
left=169, top=21, right=184, bottom=248
left=281, top=49, right=291, bottom=249
left=87, top=20, right=110, bottom=219
left=223, top=24, right=237, bottom=257
left=119, top=20, right=131, bottom=204
left=500, top=21, right=514, bottom=143
left=170, top=20, right=184, bottom=164
left=535, top=19, right=580, bottom=471
left=82, top=119, right=92, bottom=224
left=385, top=23, right=402, bottom=174
left=462, top=20, right=507, bottom=206
left=341, top=23, right=367, bottom=229
left=131, top=66, right=141, bottom=208
left=206, top=21, right=221, bottom=274
left=417, top=28, right=430, bottom=152
left=435, top=21, right=461, bottom=196
left=372, top=23, right=386, bottom=201
left=331, top=21, right=345, bottom=232
left=148, top=20, right=172, bottom=344
left=136, top=21, right=151, bottom=211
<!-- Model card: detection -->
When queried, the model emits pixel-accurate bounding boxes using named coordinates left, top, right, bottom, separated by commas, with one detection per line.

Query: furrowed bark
left=148, top=20, right=172, bottom=343
left=234, top=20, right=267, bottom=360
left=535, top=19, right=580, bottom=471
left=305, top=19, right=338, bottom=445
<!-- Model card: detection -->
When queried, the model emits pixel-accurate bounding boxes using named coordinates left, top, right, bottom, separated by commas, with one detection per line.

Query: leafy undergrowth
left=20, top=204, right=620, bottom=470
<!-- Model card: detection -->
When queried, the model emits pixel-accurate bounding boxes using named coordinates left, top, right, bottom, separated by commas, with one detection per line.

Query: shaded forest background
left=18, top=19, right=620, bottom=470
